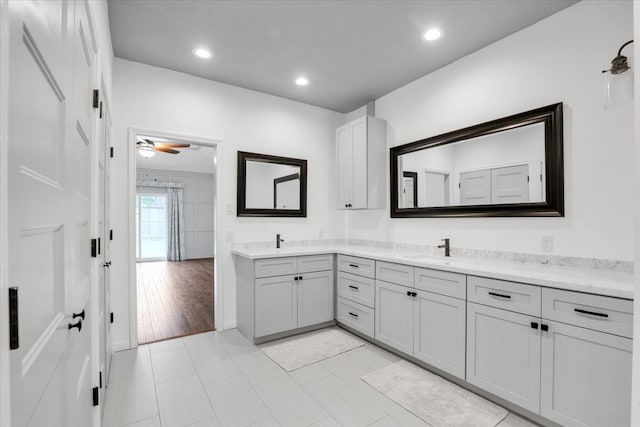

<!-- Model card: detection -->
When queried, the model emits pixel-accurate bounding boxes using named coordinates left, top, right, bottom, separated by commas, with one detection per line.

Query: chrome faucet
left=276, top=234, right=284, bottom=249
left=438, top=238, right=451, bottom=257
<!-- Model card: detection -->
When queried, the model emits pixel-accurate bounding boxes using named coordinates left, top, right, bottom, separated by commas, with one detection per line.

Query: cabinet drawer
left=337, top=297, right=375, bottom=338
left=255, top=257, right=297, bottom=278
left=376, top=261, right=414, bottom=287
left=415, top=267, right=466, bottom=299
left=337, top=255, right=375, bottom=278
left=298, top=254, right=334, bottom=273
left=337, top=271, right=375, bottom=308
left=468, top=276, right=541, bottom=317
left=542, top=288, right=633, bottom=338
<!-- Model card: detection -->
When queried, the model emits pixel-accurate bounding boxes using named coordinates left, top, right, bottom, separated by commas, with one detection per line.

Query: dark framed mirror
left=390, top=103, right=564, bottom=217
left=237, top=151, right=307, bottom=217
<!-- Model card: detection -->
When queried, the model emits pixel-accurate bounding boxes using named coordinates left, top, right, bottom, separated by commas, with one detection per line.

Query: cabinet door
left=297, top=271, right=334, bottom=328
left=540, top=321, right=632, bottom=427
left=414, top=292, right=466, bottom=379
left=466, top=302, right=540, bottom=413
left=255, top=275, right=297, bottom=337
left=375, top=281, right=414, bottom=355
left=350, top=117, right=368, bottom=209
left=459, top=169, right=491, bottom=205
left=336, top=124, right=352, bottom=209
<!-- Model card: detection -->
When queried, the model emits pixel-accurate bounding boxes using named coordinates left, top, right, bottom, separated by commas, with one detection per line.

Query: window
left=136, top=193, right=167, bottom=260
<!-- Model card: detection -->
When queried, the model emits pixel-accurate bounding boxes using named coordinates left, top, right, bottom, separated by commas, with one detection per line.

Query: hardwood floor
left=136, top=258, right=214, bottom=344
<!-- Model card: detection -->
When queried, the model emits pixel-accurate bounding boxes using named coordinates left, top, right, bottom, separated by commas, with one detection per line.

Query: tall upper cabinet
left=336, top=116, right=387, bottom=209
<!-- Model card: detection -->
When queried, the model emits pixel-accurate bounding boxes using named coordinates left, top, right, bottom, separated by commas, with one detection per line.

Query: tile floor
left=103, top=327, right=538, bottom=427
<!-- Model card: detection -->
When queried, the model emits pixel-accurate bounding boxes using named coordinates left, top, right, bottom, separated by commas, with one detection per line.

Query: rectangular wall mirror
left=391, top=103, right=564, bottom=217
left=237, top=151, right=307, bottom=217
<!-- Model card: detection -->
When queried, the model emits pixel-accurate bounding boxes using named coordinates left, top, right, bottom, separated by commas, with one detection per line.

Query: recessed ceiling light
left=193, top=48, right=212, bottom=59
left=422, top=28, right=443, bottom=41
left=295, top=77, right=309, bottom=86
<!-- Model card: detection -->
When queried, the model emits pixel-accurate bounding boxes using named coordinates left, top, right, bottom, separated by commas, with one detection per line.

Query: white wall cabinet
left=336, top=116, right=386, bottom=209
left=236, top=254, right=334, bottom=342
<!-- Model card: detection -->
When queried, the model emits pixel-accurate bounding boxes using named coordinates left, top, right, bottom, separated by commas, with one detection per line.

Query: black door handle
left=73, top=309, right=85, bottom=320
left=488, top=292, right=511, bottom=299
left=541, top=324, right=549, bottom=332
left=348, top=264, right=359, bottom=268
left=68, top=319, right=82, bottom=332
left=348, top=312, right=358, bottom=318
left=348, top=285, right=359, bottom=290
left=574, top=308, right=608, bottom=318
left=530, top=322, right=539, bottom=329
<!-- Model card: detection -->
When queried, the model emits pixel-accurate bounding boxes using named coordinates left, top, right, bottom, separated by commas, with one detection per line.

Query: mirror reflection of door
left=424, top=171, right=450, bottom=207
left=402, top=171, right=418, bottom=208
left=274, top=173, right=301, bottom=209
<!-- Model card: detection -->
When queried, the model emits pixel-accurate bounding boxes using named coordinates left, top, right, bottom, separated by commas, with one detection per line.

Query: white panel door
left=255, top=275, right=297, bottom=337
left=297, top=271, right=334, bottom=328
left=459, top=170, right=491, bottom=205
left=491, top=164, right=529, bottom=204
left=466, top=302, right=540, bottom=413
left=375, top=281, right=414, bottom=355
left=413, top=291, right=466, bottom=379
left=8, top=0, right=95, bottom=425
left=540, top=321, right=632, bottom=427
left=424, top=171, right=447, bottom=207
left=350, top=117, right=368, bottom=209
left=336, top=124, right=352, bottom=209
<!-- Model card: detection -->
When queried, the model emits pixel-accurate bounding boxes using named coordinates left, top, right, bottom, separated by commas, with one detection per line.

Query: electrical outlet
left=542, top=236, right=553, bottom=253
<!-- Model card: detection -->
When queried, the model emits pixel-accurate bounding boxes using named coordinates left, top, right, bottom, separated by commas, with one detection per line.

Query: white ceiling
left=108, top=0, right=577, bottom=113
left=136, top=138, right=217, bottom=174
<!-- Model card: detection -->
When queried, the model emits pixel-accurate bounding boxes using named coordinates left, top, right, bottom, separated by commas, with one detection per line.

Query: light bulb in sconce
left=602, top=40, right=634, bottom=108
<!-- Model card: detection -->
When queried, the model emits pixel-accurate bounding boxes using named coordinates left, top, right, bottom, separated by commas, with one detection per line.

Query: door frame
left=0, top=0, right=10, bottom=422
left=127, top=127, right=223, bottom=348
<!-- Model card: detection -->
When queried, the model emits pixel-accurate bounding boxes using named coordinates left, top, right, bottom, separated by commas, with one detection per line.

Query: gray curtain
left=137, top=180, right=185, bottom=261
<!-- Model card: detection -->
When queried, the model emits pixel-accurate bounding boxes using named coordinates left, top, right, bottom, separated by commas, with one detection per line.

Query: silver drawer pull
left=348, top=285, right=359, bottom=290
left=574, top=308, right=609, bottom=318
left=488, top=291, right=511, bottom=299
left=348, top=312, right=358, bottom=318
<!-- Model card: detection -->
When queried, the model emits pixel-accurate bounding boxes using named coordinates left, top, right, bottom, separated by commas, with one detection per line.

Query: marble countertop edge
left=230, top=245, right=635, bottom=300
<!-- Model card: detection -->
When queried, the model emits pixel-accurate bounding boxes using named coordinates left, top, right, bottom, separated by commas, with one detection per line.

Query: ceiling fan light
left=138, top=144, right=155, bottom=158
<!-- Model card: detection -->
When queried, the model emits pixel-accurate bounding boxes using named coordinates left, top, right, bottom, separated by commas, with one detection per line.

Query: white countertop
left=231, top=245, right=635, bottom=299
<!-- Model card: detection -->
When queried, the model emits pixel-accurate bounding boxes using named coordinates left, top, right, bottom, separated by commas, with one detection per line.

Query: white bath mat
left=362, top=360, right=508, bottom=427
left=262, top=328, right=364, bottom=371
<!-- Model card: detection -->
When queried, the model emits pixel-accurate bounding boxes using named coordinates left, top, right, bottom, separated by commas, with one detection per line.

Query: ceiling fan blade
left=154, top=147, right=180, bottom=154
left=144, top=138, right=156, bottom=145
left=155, top=143, right=191, bottom=148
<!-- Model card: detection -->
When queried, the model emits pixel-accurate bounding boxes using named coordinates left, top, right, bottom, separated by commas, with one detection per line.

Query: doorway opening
left=132, top=131, right=218, bottom=345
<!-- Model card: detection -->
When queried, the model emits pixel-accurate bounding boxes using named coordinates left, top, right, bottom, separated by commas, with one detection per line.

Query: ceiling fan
left=137, top=138, right=191, bottom=158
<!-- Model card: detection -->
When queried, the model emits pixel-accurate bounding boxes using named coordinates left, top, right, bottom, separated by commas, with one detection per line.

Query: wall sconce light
left=602, top=40, right=634, bottom=108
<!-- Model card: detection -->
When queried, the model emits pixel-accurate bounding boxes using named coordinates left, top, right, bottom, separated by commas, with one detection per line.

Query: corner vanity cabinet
left=236, top=254, right=334, bottom=342
left=335, top=116, right=386, bottom=209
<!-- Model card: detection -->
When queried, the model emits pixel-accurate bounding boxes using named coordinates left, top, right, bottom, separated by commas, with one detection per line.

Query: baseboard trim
left=112, top=340, right=131, bottom=352
left=222, top=320, right=237, bottom=330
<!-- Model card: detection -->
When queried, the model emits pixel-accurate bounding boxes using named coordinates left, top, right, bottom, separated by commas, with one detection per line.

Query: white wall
left=345, top=0, right=634, bottom=261
left=137, top=168, right=216, bottom=259
left=111, top=59, right=343, bottom=348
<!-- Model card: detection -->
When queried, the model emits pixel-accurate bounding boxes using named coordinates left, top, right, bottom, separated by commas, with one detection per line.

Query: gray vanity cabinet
left=375, top=263, right=467, bottom=379
left=237, top=254, right=334, bottom=342
left=539, top=288, right=633, bottom=427
left=375, top=280, right=415, bottom=355
left=466, top=301, right=541, bottom=413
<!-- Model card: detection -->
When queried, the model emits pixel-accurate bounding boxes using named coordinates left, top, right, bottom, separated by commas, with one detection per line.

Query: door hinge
left=109, top=229, right=113, bottom=241
left=110, top=312, right=114, bottom=323
left=98, top=237, right=101, bottom=256
left=540, top=173, right=543, bottom=181
left=91, top=239, right=98, bottom=258
left=9, top=287, right=19, bottom=350
left=92, top=89, right=99, bottom=109
left=458, top=182, right=461, bottom=188
left=527, top=175, right=530, bottom=182
left=92, top=387, right=99, bottom=406
left=99, top=101, right=103, bottom=119
left=99, top=371, right=103, bottom=388
left=110, top=147, right=114, bottom=158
